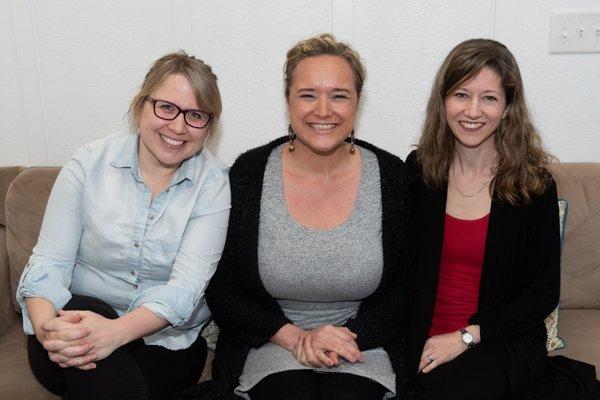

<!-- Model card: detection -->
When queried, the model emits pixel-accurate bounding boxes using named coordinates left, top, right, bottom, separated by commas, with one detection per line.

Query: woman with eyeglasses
left=406, top=39, right=599, bottom=399
left=17, top=51, right=230, bottom=400
left=177, top=33, right=410, bottom=400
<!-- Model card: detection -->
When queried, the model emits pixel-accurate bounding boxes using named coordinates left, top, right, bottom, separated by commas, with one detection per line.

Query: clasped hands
left=38, top=310, right=125, bottom=371
left=277, top=324, right=364, bottom=369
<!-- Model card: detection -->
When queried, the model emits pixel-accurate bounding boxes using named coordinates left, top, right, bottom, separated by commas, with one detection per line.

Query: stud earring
left=349, top=130, right=356, bottom=155
left=288, top=124, right=296, bottom=153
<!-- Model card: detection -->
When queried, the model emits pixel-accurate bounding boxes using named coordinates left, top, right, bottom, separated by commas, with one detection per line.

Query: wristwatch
left=459, top=327, right=475, bottom=348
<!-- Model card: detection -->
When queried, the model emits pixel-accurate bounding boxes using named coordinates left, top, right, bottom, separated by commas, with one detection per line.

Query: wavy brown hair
left=417, top=38, right=553, bottom=205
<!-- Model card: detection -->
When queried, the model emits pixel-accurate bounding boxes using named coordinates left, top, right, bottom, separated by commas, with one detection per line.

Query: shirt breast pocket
left=145, top=238, right=179, bottom=280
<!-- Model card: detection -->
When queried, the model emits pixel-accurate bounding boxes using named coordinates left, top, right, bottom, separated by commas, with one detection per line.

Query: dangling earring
left=349, top=130, right=356, bottom=155
left=288, top=124, right=296, bottom=153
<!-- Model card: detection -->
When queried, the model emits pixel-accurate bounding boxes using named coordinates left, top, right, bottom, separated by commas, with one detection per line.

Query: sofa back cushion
left=5, top=167, right=59, bottom=313
left=3, top=163, right=600, bottom=314
left=550, top=163, right=600, bottom=310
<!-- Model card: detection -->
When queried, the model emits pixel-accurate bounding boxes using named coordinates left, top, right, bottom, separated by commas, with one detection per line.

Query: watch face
left=461, top=329, right=474, bottom=346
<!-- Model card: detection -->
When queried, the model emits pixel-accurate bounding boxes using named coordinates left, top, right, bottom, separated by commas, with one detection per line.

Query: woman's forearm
left=270, top=323, right=305, bottom=352
left=24, top=297, right=57, bottom=341
left=112, top=306, right=170, bottom=348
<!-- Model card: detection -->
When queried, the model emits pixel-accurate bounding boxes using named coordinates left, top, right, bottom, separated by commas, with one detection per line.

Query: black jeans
left=248, top=369, right=389, bottom=400
left=413, top=343, right=507, bottom=400
left=27, top=295, right=207, bottom=400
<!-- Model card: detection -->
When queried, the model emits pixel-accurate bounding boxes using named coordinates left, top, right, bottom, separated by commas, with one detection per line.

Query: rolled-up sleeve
left=130, top=169, right=231, bottom=327
left=17, top=157, right=86, bottom=334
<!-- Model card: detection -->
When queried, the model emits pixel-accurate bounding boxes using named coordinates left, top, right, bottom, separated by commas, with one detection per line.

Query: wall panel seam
left=11, top=0, right=49, bottom=166
left=29, top=0, right=51, bottom=165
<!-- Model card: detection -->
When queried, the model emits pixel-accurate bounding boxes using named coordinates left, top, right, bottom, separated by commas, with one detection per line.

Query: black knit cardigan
left=405, top=149, right=561, bottom=397
left=177, top=137, right=412, bottom=399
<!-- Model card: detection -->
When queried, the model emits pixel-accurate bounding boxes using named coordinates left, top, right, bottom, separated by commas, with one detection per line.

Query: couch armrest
left=0, top=167, right=24, bottom=338
left=0, top=226, right=17, bottom=337
left=0, top=167, right=25, bottom=227
left=6, top=167, right=60, bottom=313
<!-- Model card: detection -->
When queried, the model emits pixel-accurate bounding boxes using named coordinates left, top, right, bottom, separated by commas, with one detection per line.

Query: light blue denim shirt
left=17, top=131, right=230, bottom=350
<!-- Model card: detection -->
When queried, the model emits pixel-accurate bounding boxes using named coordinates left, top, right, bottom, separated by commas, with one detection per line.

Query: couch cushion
left=5, top=167, right=60, bottom=313
left=0, top=321, right=58, bottom=399
left=552, top=309, right=600, bottom=379
left=0, top=166, right=25, bottom=226
left=550, top=163, right=600, bottom=310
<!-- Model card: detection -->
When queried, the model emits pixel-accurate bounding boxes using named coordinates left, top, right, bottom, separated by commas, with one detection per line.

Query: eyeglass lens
left=153, top=99, right=210, bottom=129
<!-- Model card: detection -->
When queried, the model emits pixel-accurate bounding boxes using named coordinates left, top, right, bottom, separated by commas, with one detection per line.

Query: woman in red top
left=406, top=39, right=599, bottom=399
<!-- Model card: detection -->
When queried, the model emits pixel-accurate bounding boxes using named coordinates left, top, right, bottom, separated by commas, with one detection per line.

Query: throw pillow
left=544, top=198, right=568, bottom=352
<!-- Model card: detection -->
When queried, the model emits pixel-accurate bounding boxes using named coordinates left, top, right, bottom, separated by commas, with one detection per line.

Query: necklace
left=451, top=165, right=493, bottom=198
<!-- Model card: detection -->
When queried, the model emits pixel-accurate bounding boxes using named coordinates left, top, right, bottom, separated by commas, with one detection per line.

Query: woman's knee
left=414, top=349, right=507, bottom=400
left=249, top=370, right=318, bottom=400
left=318, top=372, right=388, bottom=400
left=64, top=294, right=119, bottom=319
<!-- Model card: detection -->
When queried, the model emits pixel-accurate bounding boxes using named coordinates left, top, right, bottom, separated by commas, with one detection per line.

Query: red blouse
left=428, top=213, right=489, bottom=337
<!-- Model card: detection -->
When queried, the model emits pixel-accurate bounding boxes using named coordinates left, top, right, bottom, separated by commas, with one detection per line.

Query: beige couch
left=1, top=163, right=599, bottom=398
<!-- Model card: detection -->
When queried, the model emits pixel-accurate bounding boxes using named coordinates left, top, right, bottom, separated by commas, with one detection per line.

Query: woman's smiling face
left=287, top=55, right=359, bottom=155
left=444, top=67, right=507, bottom=151
left=137, top=73, right=210, bottom=172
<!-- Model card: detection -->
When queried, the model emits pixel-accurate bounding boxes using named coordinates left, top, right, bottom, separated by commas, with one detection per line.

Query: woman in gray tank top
left=182, top=33, right=412, bottom=400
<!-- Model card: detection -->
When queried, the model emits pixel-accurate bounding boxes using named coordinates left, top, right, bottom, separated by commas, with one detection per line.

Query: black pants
left=27, top=295, right=207, bottom=400
left=413, top=343, right=507, bottom=400
left=248, top=369, right=389, bottom=400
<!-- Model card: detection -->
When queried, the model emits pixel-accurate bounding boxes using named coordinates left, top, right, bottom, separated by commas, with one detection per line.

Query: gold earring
left=349, top=130, right=355, bottom=155
left=288, top=124, right=296, bottom=153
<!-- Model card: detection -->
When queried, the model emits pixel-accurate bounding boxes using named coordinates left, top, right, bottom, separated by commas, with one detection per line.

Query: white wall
left=2, top=0, right=599, bottom=167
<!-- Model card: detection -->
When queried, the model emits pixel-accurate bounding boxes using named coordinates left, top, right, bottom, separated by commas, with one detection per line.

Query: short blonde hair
left=284, top=33, right=366, bottom=98
left=128, top=51, right=222, bottom=132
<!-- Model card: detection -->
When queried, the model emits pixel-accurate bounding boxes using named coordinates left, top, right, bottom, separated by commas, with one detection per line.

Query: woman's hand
left=59, top=310, right=127, bottom=363
left=270, top=323, right=306, bottom=352
left=418, top=325, right=480, bottom=373
left=418, top=331, right=465, bottom=373
left=300, top=325, right=363, bottom=366
left=308, top=325, right=363, bottom=363
left=41, top=312, right=97, bottom=369
left=293, top=333, right=337, bottom=368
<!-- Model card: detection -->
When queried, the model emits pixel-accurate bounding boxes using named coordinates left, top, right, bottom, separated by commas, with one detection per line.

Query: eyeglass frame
left=145, top=96, right=212, bottom=129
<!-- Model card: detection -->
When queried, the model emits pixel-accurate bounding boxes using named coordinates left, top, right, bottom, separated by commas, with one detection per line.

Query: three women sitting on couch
left=18, top=34, right=598, bottom=400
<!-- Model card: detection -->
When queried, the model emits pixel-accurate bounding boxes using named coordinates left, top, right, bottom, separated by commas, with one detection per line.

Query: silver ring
left=427, top=355, right=435, bottom=363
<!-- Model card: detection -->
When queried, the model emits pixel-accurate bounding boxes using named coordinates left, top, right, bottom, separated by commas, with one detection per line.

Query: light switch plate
left=550, top=10, right=600, bottom=53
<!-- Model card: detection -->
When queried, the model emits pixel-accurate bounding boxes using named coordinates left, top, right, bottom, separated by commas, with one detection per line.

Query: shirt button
left=131, top=270, right=137, bottom=275
left=149, top=215, right=154, bottom=220
left=133, top=284, right=139, bottom=289
left=134, top=242, right=140, bottom=247
left=166, top=188, right=170, bottom=193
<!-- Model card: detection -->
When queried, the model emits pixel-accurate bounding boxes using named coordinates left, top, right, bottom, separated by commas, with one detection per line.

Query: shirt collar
left=172, top=151, right=197, bottom=188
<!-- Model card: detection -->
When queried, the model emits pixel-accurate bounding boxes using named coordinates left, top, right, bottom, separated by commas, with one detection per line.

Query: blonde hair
left=128, top=51, right=222, bottom=132
left=417, top=38, right=553, bottom=205
left=284, top=33, right=366, bottom=98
